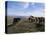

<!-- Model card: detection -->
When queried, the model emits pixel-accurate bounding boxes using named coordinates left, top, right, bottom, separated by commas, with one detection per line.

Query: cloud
left=31, top=10, right=44, bottom=17
left=24, top=2, right=29, bottom=9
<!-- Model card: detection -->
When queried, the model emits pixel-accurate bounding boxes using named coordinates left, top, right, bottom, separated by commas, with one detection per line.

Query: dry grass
left=7, top=16, right=45, bottom=33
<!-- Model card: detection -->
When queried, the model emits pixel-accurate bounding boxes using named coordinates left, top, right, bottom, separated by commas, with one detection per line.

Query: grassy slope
left=7, top=16, right=45, bottom=33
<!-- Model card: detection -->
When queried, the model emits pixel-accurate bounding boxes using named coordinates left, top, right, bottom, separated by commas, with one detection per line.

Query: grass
left=6, top=16, right=45, bottom=33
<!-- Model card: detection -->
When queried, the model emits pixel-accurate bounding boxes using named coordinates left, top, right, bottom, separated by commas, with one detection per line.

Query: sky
left=6, top=1, right=45, bottom=17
